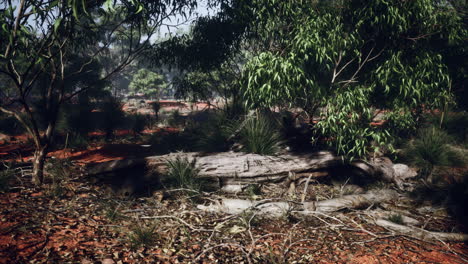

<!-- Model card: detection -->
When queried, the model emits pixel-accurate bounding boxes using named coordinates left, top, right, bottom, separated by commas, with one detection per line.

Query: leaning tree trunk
left=32, top=146, right=47, bottom=185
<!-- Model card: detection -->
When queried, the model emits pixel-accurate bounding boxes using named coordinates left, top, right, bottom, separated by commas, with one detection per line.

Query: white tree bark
left=197, top=189, right=399, bottom=217
left=86, top=151, right=417, bottom=190
left=375, top=219, right=468, bottom=242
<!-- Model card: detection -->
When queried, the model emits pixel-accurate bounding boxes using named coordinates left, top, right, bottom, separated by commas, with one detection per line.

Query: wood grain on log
left=86, top=151, right=416, bottom=191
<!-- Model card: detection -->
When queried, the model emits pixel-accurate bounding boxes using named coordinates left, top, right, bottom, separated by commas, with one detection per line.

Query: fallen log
left=305, top=189, right=399, bottom=213
left=197, top=189, right=399, bottom=217
left=375, top=219, right=468, bottom=242
left=86, top=151, right=417, bottom=192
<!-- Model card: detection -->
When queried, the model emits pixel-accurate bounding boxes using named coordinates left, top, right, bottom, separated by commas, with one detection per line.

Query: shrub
left=0, top=114, right=26, bottom=135
left=130, top=114, right=148, bottom=136
left=403, top=127, right=465, bottom=182
left=0, top=166, right=14, bottom=192
left=100, top=97, right=125, bottom=139
left=46, top=159, right=72, bottom=197
left=191, top=112, right=238, bottom=152
left=166, top=155, right=201, bottom=191
left=239, top=114, right=282, bottom=155
left=151, top=102, right=161, bottom=118
left=387, top=214, right=404, bottom=225
left=58, top=100, right=94, bottom=138
left=66, top=134, right=89, bottom=150
left=244, top=184, right=262, bottom=197
left=167, top=110, right=185, bottom=128
left=128, top=222, right=158, bottom=249
left=426, top=112, right=468, bottom=145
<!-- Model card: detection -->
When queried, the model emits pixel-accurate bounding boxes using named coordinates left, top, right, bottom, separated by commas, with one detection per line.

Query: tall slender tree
left=0, top=0, right=197, bottom=184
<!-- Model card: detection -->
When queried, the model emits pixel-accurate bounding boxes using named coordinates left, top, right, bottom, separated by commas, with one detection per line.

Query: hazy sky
left=157, top=0, right=219, bottom=38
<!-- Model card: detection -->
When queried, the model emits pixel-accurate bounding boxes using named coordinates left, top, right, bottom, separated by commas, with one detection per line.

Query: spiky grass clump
left=387, top=214, right=404, bottom=225
left=130, top=113, right=148, bottom=136
left=194, top=112, right=239, bottom=153
left=128, top=222, right=158, bottom=249
left=166, top=155, right=201, bottom=191
left=46, top=159, right=72, bottom=197
left=239, top=115, right=282, bottom=155
left=404, top=127, right=465, bottom=182
left=0, top=167, right=13, bottom=192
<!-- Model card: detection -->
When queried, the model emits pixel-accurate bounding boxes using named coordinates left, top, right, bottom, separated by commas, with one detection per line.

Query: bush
left=239, top=114, right=282, bottom=155
left=58, top=100, right=94, bottom=138
left=426, top=112, right=468, bottom=145
left=128, top=222, right=158, bottom=249
left=46, top=158, right=72, bottom=197
left=130, top=114, right=148, bottom=136
left=0, top=113, right=26, bottom=135
left=148, top=132, right=190, bottom=154
left=403, top=127, right=465, bottom=182
left=189, top=111, right=238, bottom=152
left=387, top=214, right=404, bottom=225
left=100, top=97, right=125, bottom=139
left=166, top=155, right=201, bottom=191
left=167, top=110, right=185, bottom=128
left=66, top=134, right=89, bottom=150
left=0, top=166, right=14, bottom=192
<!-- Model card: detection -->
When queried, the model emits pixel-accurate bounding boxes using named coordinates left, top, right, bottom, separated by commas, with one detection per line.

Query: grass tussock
left=239, top=114, right=282, bottom=155
left=128, top=222, right=159, bottom=249
left=403, top=127, right=465, bottom=182
left=166, top=155, right=201, bottom=191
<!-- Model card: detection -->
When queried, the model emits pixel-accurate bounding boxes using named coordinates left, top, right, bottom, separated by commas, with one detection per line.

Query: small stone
left=101, top=259, right=115, bottom=264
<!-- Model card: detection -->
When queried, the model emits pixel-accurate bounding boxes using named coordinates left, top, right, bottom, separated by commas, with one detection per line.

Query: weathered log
left=368, top=209, right=421, bottom=226
left=375, top=219, right=468, bottom=242
left=197, top=189, right=399, bottom=217
left=304, top=189, right=399, bottom=213
left=86, top=151, right=416, bottom=191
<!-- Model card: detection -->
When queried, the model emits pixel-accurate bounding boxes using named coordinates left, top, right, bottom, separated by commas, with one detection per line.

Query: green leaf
left=54, top=18, right=62, bottom=33
left=135, top=4, right=144, bottom=14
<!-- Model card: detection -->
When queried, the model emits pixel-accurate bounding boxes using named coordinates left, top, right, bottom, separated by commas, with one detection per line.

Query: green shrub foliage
left=239, top=0, right=466, bottom=160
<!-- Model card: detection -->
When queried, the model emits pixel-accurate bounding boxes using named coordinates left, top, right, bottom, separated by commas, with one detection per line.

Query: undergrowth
left=239, top=114, right=282, bottom=155
left=128, top=222, right=159, bottom=249
left=402, top=127, right=465, bottom=182
left=166, top=155, right=201, bottom=192
left=0, top=165, right=14, bottom=192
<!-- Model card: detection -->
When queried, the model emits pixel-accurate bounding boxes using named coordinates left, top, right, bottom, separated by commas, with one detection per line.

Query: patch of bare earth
left=0, top=143, right=467, bottom=263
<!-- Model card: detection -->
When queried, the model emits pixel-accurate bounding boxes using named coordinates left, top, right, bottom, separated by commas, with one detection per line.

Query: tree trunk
left=32, top=147, right=46, bottom=185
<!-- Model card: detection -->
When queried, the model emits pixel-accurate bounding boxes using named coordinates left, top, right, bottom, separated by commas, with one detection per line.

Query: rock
left=101, top=259, right=116, bottom=264
left=0, top=133, right=9, bottom=141
left=392, top=164, right=417, bottom=180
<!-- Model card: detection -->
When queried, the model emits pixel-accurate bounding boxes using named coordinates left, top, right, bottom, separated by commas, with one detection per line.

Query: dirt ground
left=0, top=134, right=467, bottom=263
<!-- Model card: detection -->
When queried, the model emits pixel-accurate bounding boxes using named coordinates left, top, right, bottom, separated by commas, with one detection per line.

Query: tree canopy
left=129, top=68, right=167, bottom=98
left=235, top=0, right=467, bottom=159
left=0, top=0, right=197, bottom=184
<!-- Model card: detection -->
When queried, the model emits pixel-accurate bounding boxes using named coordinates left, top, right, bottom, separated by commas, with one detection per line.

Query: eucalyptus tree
left=129, top=68, right=167, bottom=99
left=0, top=0, right=197, bottom=185
left=239, top=0, right=466, bottom=159
left=151, top=7, right=248, bottom=107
